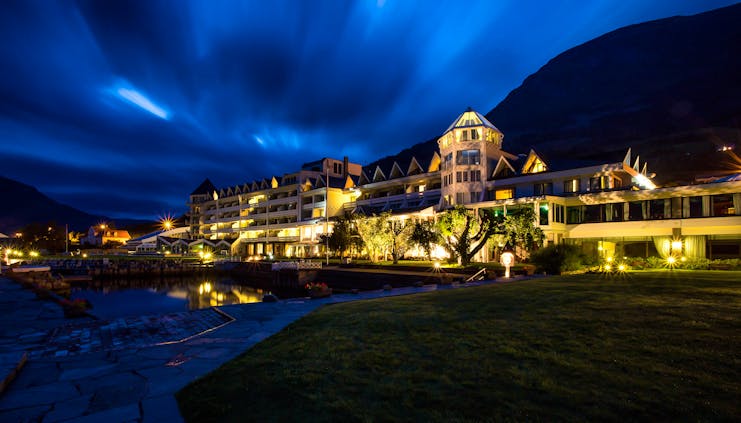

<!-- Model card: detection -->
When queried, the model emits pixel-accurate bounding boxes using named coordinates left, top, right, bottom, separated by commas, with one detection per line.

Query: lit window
left=456, top=149, right=480, bottom=165
left=564, top=179, right=580, bottom=193
left=495, top=189, right=514, bottom=200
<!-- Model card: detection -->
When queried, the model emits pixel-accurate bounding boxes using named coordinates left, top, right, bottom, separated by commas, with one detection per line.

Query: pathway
left=0, top=276, right=514, bottom=422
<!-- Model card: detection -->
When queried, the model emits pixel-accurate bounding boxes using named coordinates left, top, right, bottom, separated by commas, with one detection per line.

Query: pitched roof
left=444, top=107, right=502, bottom=133
left=190, top=178, right=217, bottom=196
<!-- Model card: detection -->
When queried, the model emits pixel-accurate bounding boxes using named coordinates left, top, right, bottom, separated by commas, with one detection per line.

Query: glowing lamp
left=500, top=248, right=515, bottom=278
left=618, top=264, right=626, bottom=271
left=667, top=256, right=676, bottom=265
left=604, top=264, right=612, bottom=271
left=434, top=261, right=441, bottom=269
left=606, top=256, right=613, bottom=263
left=671, top=240, right=683, bottom=252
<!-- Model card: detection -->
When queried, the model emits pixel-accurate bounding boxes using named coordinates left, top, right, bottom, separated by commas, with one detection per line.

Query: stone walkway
left=0, top=275, right=516, bottom=422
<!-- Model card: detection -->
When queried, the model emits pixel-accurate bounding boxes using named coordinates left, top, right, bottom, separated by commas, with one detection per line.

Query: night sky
left=0, top=0, right=736, bottom=220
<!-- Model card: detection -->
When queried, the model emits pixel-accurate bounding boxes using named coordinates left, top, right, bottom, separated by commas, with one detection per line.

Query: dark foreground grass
left=177, top=271, right=741, bottom=422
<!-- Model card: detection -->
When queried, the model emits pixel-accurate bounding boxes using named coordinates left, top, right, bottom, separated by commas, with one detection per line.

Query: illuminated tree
left=437, top=206, right=498, bottom=265
left=323, top=213, right=362, bottom=257
left=497, top=207, right=545, bottom=258
left=355, top=212, right=392, bottom=263
left=410, top=220, right=440, bottom=260
left=388, top=219, right=414, bottom=264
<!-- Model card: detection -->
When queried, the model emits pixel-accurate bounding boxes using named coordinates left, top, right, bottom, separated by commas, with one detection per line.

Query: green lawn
left=177, top=271, right=741, bottom=422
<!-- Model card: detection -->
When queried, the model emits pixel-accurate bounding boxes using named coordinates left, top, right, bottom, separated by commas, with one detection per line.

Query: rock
left=262, top=294, right=279, bottom=303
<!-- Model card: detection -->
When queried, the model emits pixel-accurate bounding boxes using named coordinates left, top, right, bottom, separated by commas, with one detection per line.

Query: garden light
left=618, top=264, right=626, bottom=271
left=434, top=261, right=441, bottom=269
left=500, top=249, right=515, bottom=278
left=667, top=256, right=676, bottom=265
left=604, top=264, right=612, bottom=271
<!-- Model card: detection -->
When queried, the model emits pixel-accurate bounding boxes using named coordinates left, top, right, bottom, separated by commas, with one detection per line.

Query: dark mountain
left=485, top=3, right=741, bottom=183
left=0, top=176, right=148, bottom=233
left=370, top=4, right=741, bottom=184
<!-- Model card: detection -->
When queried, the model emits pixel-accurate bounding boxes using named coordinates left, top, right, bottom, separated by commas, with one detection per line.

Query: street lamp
left=500, top=245, right=515, bottom=278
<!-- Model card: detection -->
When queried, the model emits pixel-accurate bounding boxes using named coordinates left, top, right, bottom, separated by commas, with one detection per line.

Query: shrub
left=681, top=257, right=710, bottom=270
left=646, top=256, right=666, bottom=269
left=530, top=244, right=585, bottom=274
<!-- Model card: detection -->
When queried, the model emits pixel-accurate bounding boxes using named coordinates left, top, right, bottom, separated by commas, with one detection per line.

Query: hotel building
left=187, top=109, right=741, bottom=261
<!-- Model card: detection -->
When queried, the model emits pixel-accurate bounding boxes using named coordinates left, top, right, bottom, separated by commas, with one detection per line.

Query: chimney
left=343, top=156, right=349, bottom=179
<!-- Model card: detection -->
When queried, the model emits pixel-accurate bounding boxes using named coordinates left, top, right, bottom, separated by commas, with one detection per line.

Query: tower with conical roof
left=437, top=108, right=516, bottom=207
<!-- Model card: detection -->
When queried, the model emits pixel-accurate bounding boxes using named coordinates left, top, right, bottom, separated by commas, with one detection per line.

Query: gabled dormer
left=358, top=170, right=371, bottom=185
left=492, top=156, right=517, bottom=179
left=521, top=149, right=548, bottom=174
left=389, top=162, right=404, bottom=179
left=407, top=157, right=423, bottom=176
left=428, top=152, right=441, bottom=172
left=372, top=166, right=386, bottom=183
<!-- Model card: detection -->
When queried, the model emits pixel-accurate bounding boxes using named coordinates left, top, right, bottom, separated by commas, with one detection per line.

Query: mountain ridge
left=0, top=175, right=149, bottom=233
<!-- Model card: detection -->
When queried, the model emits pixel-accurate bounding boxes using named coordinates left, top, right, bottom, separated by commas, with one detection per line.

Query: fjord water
left=69, top=275, right=301, bottom=319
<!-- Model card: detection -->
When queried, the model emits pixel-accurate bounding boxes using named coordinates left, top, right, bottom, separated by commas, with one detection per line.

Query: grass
left=177, top=271, right=741, bottom=422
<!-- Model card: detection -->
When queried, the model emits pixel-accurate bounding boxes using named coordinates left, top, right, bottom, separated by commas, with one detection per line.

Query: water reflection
left=69, top=275, right=293, bottom=319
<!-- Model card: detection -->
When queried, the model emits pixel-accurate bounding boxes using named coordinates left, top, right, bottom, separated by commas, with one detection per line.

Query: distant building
left=187, top=108, right=741, bottom=261
left=81, top=225, right=131, bottom=247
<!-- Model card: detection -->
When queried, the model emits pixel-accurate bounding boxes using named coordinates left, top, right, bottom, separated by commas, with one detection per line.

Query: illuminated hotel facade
left=187, top=109, right=741, bottom=261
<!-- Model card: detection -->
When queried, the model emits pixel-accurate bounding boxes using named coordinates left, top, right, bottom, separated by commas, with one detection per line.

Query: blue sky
left=0, top=0, right=736, bottom=219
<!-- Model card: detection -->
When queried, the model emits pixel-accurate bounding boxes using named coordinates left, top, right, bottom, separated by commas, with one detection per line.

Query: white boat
left=11, top=265, right=51, bottom=273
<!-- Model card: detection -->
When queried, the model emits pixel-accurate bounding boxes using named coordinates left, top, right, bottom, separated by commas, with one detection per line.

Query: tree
left=324, top=213, right=362, bottom=257
left=410, top=220, right=440, bottom=260
left=496, top=207, right=545, bottom=259
left=102, top=240, right=124, bottom=249
left=437, top=206, right=498, bottom=265
left=19, top=222, right=66, bottom=253
left=388, top=219, right=413, bottom=264
left=355, top=213, right=392, bottom=263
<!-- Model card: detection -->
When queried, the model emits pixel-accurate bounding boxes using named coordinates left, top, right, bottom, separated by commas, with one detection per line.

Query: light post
left=325, top=165, right=330, bottom=266
left=500, top=246, right=515, bottom=278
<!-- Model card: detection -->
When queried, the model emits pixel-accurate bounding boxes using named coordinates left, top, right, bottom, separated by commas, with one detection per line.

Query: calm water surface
left=70, top=275, right=302, bottom=319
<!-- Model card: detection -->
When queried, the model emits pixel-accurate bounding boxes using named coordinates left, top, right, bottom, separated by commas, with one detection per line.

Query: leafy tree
left=437, top=206, right=498, bottom=265
left=496, top=207, right=545, bottom=258
left=388, top=219, right=413, bottom=264
left=355, top=212, right=392, bottom=263
left=410, top=220, right=440, bottom=260
left=324, top=213, right=362, bottom=257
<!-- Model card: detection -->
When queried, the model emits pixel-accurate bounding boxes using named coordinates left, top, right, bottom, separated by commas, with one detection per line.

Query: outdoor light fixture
left=671, top=240, right=683, bottom=252
left=500, top=247, right=515, bottom=278
left=618, top=264, right=626, bottom=271
left=434, top=261, right=441, bottom=269
left=606, top=256, right=613, bottom=262
left=604, top=264, right=612, bottom=271
left=667, top=256, right=676, bottom=264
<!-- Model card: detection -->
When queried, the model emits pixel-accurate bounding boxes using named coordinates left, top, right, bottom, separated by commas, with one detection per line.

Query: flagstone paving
left=0, top=274, right=517, bottom=422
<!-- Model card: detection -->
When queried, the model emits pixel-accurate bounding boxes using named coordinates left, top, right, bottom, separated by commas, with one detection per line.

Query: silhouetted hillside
left=485, top=3, right=741, bottom=183
left=372, top=4, right=741, bottom=183
left=0, top=176, right=147, bottom=233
